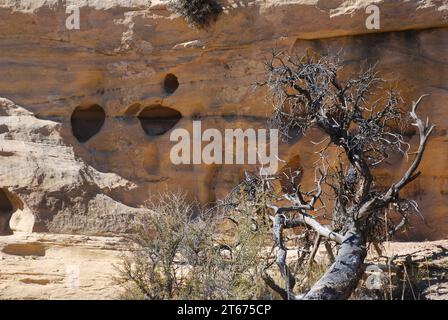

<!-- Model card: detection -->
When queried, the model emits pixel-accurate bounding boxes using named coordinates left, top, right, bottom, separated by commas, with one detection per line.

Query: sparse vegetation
left=116, top=191, right=273, bottom=300
left=167, top=0, right=222, bottom=29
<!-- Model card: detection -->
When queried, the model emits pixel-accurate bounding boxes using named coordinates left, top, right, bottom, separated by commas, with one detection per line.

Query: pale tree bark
left=303, top=230, right=366, bottom=300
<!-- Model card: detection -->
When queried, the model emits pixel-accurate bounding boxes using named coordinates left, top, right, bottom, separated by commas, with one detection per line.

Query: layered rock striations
left=0, top=0, right=447, bottom=239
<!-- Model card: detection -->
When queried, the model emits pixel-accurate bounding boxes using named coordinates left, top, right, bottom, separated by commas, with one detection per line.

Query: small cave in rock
left=0, top=188, right=13, bottom=235
left=71, top=104, right=106, bottom=143
left=0, top=124, right=9, bottom=134
left=163, top=73, right=179, bottom=94
left=138, top=105, right=182, bottom=136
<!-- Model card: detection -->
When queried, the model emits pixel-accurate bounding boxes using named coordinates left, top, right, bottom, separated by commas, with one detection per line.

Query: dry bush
left=222, top=172, right=334, bottom=299
left=116, top=191, right=274, bottom=300
left=167, top=0, right=222, bottom=29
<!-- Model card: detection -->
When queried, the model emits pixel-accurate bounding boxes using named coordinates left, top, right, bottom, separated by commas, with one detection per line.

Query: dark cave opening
left=164, top=73, right=179, bottom=94
left=71, top=104, right=106, bottom=143
left=0, top=188, right=14, bottom=235
left=138, top=105, right=182, bottom=136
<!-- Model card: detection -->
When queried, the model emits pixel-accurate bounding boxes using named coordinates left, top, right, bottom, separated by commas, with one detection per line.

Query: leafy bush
left=167, top=0, right=222, bottom=29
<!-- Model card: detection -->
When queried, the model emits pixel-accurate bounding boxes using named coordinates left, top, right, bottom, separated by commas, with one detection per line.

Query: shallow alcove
left=0, top=188, right=13, bottom=235
left=0, top=124, right=9, bottom=134
left=71, top=104, right=106, bottom=143
left=2, top=243, right=46, bottom=256
left=163, top=73, right=179, bottom=94
left=142, top=145, right=160, bottom=175
left=138, top=105, right=182, bottom=136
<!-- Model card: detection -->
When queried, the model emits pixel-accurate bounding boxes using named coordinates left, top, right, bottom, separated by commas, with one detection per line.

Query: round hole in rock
left=0, top=188, right=13, bottom=235
left=71, top=104, right=106, bottom=143
left=138, top=105, right=182, bottom=136
left=164, top=73, right=179, bottom=94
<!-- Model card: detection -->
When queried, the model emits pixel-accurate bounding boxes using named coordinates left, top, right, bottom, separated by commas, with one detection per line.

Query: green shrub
left=167, top=0, right=222, bottom=29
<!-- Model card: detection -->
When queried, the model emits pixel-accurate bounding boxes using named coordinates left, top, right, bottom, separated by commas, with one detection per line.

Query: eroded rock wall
left=0, top=0, right=447, bottom=239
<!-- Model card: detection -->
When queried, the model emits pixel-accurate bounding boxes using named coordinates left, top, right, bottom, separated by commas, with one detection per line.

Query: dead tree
left=231, top=51, right=434, bottom=300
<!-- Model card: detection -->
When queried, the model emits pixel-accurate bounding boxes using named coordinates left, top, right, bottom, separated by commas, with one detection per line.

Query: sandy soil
left=1, top=233, right=447, bottom=300
left=0, top=233, right=127, bottom=300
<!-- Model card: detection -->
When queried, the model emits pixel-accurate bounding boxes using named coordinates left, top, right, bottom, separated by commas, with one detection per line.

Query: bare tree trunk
left=303, top=230, right=366, bottom=300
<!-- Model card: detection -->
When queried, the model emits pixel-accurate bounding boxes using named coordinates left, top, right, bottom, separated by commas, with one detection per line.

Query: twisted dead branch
left=227, top=50, right=435, bottom=299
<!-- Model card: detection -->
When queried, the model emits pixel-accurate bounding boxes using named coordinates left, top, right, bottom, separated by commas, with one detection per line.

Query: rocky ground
left=0, top=233, right=447, bottom=300
left=0, top=233, right=127, bottom=299
left=366, top=240, right=448, bottom=300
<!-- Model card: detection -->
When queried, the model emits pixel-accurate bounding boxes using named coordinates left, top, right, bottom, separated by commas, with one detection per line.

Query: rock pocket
left=0, top=188, right=13, bottom=235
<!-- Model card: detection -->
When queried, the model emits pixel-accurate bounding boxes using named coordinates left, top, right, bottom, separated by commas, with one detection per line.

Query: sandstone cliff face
left=0, top=0, right=447, bottom=239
